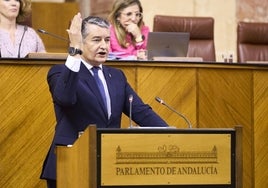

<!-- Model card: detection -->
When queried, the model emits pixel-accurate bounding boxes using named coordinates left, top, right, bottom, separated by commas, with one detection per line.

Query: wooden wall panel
left=198, top=68, right=253, bottom=187
left=0, top=63, right=55, bottom=187
left=198, top=69, right=252, bottom=128
left=137, top=67, right=197, bottom=128
left=32, top=2, right=79, bottom=53
left=254, top=71, right=268, bottom=188
left=90, top=0, right=114, bottom=18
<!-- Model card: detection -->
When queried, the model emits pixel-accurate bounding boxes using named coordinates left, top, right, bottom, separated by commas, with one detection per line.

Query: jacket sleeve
left=47, top=64, right=79, bottom=106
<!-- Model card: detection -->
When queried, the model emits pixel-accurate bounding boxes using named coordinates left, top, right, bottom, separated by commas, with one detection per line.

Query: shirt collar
left=81, top=59, right=103, bottom=71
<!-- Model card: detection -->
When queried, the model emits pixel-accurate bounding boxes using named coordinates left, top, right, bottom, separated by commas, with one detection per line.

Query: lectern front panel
left=97, top=128, right=236, bottom=188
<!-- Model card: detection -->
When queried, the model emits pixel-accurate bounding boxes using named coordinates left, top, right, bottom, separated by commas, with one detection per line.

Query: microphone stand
left=37, top=29, right=69, bottom=42
left=18, top=26, right=28, bottom=58
left=129, top=94, right=133, bottom=128
left=155, top=97, right=192, bottom=129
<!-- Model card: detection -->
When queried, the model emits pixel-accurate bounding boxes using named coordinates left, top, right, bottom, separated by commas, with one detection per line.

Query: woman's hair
left=81, top=16, right=110, bottom=40
left=17, top=0, right=32, bottom=23
left=108, top=0, right=144, bottom=48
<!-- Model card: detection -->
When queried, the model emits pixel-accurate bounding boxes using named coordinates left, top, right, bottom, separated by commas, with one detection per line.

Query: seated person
left=0, top=0, right=45, bottom=58
left=108, top=0, right=149, bottom=59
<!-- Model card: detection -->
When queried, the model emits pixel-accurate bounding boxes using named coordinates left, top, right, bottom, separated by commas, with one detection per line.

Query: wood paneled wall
left=1, top=59, right=268, bottom=187
left=0, top=60, right=56, bottom=187
left=31, top=2, right=79, bottom=53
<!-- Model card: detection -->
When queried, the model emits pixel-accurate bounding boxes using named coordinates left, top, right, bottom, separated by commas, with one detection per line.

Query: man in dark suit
left=40, top=13, right=168, bottom=188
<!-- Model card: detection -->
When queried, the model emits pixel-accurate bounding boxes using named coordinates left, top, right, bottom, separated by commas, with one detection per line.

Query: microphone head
left=155, top=96, right=164, bottom=105
left=129, top=94, right=133, bottom=102
left=37, top=29, right=46, bottom=34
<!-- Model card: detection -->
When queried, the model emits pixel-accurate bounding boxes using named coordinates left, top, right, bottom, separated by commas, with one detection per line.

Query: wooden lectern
left=56, top=125, right=97, bottom=187
left=56, top=126, right=242, bottom=188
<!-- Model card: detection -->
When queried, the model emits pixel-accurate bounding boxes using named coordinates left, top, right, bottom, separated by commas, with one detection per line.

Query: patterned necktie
left=92, top=66, right=107, bottom=111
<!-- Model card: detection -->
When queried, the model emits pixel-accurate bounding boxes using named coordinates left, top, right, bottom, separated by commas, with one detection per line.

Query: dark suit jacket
left=40, top=63, right=168, bottom=180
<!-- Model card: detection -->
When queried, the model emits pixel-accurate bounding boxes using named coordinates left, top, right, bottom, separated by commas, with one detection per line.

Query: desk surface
left=1, top=57, right=268, bottom=70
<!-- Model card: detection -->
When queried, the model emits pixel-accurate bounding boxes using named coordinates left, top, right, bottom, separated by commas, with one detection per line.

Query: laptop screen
left=147, top=32, right=190, bottom=60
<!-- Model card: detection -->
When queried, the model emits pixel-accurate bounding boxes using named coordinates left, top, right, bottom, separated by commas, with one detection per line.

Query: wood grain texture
left=137, top=67, right=197, bottom=128
left=254, top=71, right=268, bottom=188
left=198, top=68, right=253, bottom=188
left=57, top=126, right=97, bottom=188
left=31, top=2, right=79, bottom=53
left=1, top=59, right=268, bottom=187
left=0, top=63, right=55, bottom=187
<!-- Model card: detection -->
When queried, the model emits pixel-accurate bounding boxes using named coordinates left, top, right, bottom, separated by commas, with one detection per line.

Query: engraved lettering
left=116, top=166, right=218, bottom=176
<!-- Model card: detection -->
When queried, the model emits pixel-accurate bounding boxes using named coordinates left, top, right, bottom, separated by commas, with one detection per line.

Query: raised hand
left=67, top=12, right=83, bottom=49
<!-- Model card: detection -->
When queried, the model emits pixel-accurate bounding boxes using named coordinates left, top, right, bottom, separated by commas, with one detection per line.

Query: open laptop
left=147, top=32, right=190, bottom=60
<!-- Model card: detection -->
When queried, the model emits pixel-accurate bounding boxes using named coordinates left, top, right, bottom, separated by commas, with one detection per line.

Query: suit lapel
left=103, top=66, right=117, bottom=120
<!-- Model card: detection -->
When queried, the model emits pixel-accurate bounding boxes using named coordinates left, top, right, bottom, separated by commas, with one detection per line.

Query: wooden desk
left=1, top=58, right=267, bottom=188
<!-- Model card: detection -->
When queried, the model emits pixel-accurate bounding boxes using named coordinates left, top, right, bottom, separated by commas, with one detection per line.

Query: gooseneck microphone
left=18, top=26, right=28, bottom=58
left=37, top=29, right=69, bottom=42
left=155, top=96, right=192, bottom=129
left=128, top=94, right=134, bottom=128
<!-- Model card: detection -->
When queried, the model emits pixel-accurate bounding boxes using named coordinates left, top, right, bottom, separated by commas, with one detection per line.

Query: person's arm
left=119, top=69, right=168, bottom=127
left=135, top=25, right=150, bottom=50
left=126, top=23, right=143, bottom=42
left=125, top=83, right=168, bottom=127
left=35, top=32, right=46, bottom=52
left=67, top=12, right=83, bottom=60
left=48, top=13, right=84, bottom=106
left=65, top=13, right=83, bottom=72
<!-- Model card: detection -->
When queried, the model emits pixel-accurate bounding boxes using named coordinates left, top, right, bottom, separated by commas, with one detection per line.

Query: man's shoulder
left=51, top=63, right=65, bottom=69
left=103, top=65, right=121, bottom=72
left=48, top=64, right=66, bottom=73
left=103, top=65, right=126, bottom=77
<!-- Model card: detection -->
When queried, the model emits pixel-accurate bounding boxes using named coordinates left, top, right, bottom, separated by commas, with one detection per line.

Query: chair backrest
left=237, top=21, right=268, bottom=63
left=153, top=15, right=216, bottom=62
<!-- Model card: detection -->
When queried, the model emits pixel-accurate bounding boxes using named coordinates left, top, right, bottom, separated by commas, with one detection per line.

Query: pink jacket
left=110, top=25, right=149, bottom=57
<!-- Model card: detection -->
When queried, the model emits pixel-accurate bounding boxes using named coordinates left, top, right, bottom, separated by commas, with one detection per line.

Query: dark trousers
left=47, top=179, right=56, bottom=188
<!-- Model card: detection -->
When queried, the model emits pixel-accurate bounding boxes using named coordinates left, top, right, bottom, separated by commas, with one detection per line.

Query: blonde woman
left=108, top=0, right=149, bottom=58
left=0, top=0, right=45, bottom=58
